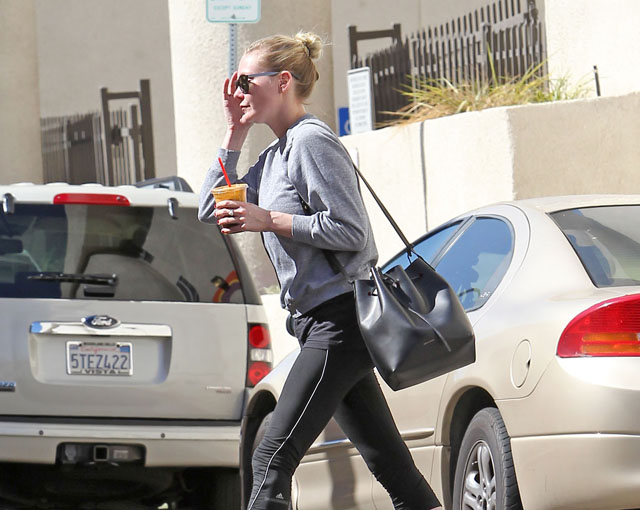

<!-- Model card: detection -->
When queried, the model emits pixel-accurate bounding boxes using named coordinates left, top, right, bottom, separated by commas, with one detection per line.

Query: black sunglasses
left=236, top=71, right=300, bottom=94
left=236, top=72, right=280, bottom=94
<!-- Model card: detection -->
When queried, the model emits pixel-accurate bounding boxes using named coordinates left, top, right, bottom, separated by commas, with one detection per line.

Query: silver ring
left=229, top=209, right=234, bottom=218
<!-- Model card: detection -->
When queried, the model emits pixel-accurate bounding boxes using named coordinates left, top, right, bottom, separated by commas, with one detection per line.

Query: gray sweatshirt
left=198, top=114, right=378, bottom=315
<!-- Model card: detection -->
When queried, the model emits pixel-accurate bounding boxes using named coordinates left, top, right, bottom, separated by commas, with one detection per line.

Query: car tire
left=252, top=411, right=273, bottom=454
left=186, top=468, right=241, bottom=510
left=452, top=407, right=522, bottom=510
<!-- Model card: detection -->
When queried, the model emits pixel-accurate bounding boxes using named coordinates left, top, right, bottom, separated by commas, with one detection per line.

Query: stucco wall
left=510, top=93, right=640, bottom=198
left=423, top=108, right=516, bottom=228
left=0, top=0, right=43, bottom=184
left=544, top=0, right=640, bottom=98
left=34, top=0, right=177, bottom=179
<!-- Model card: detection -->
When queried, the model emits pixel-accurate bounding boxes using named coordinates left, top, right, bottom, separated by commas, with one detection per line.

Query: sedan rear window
left=551, top=205, right=640, bottom=287
left=0, top=203, right=245, bottom=303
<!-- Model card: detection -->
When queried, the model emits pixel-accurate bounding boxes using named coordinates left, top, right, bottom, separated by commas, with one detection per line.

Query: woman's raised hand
left=222, top=72, right=245, bottom=129
left=222, top=72, right=251, bottom=150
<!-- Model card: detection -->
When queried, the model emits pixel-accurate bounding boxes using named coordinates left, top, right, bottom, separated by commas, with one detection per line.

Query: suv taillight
left=247, top=324, right=272, bottom=386
left=558, top=294, right=640, bottom=357
left=53, top=193, right=130, bottom=206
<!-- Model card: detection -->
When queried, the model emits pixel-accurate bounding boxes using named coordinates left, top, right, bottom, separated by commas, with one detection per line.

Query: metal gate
left=101, top=79, right=155, bottom=185
left=40, top=113, right=105, bottom=184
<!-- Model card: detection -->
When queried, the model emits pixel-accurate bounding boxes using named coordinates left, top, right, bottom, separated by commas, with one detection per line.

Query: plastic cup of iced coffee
left=211, top=182, right=248, bottom=202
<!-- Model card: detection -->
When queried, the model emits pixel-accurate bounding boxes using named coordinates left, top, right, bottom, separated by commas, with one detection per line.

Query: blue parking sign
left=338, top=107, right=351, bottom=136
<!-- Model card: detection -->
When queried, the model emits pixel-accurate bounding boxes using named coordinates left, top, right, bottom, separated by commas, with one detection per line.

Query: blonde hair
left=245, top=31, right=324, bottom=101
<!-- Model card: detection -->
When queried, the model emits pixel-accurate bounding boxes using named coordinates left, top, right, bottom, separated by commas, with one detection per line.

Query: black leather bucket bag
left=354, top=255, right=475, bottom=390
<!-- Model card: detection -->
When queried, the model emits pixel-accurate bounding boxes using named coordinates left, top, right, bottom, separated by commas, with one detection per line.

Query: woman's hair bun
left=294, top=31, right=323, bottom=60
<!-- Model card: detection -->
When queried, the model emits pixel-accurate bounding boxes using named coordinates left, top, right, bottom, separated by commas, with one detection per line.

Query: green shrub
left=383, top=61, right=590, bottom=126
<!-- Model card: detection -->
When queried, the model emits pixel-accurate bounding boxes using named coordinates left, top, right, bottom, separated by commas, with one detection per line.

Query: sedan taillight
left=247, top=324, right=273, bottom=386
left=558, top=294, right=640, bottom=357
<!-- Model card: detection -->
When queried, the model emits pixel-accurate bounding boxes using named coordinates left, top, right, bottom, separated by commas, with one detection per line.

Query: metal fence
left=41, top=113, right=106, bottom=184
left=40, top=107, right=147, bottom=186
left=352, top=0, right=545, bottom=125
left=40, top=80, right=155, bottom=186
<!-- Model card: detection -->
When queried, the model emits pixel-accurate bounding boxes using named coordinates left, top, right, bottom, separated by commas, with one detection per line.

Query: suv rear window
left=551, top=205, right=640, bottom=287
left=0, top=203, right=247, bottom=303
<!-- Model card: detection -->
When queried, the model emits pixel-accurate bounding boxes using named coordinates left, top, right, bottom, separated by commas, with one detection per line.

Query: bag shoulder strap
left=350, top=163, right=413, bottom=251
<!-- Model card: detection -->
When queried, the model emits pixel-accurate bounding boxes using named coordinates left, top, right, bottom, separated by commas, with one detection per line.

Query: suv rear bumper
left=0, top=420, right=241, bottom=467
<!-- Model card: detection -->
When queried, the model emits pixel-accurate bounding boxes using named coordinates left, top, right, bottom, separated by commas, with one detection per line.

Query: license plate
left=66, top=341, right=133, bottom=376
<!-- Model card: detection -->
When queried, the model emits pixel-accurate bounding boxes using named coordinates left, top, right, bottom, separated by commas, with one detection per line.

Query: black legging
left=247, top=293, right=440, bottom=510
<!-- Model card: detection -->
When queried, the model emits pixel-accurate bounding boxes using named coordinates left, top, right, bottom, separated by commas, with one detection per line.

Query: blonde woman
left=199, top=32, right=442, bottom=510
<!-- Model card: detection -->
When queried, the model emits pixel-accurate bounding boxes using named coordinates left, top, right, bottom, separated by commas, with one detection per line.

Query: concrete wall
left=544, top=0, right=640, bottom=98
left=510, top=94, right=640, bottom=199
left=34, top=0, right=177, bottom=179
left=341, top=92, right=640, bottom=262
left=0, top=0, right=43, bottom=184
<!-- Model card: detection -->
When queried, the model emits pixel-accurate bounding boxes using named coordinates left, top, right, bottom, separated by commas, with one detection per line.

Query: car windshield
left=551, top=205, right=640, bottom=288
left=0, top=203, right=245, bottom=302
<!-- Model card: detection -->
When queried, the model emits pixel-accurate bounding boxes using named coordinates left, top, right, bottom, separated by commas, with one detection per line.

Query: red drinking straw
left=218, top=157, right=232, bottom=186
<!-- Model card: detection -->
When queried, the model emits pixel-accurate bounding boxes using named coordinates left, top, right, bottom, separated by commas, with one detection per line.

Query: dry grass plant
left=382, top=60, right=590, bottom=127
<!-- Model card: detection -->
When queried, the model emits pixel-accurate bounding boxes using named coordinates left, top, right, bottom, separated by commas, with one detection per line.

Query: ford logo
left=0, top=381, right=16, bottom=392
left=82, top=315, right=120, bottom=329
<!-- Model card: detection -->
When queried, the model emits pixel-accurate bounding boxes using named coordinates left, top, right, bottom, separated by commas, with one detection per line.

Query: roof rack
left=135, top=176, right=193, bottom=192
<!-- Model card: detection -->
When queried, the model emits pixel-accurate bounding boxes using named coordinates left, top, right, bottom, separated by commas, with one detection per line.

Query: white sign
left=347, top=67, right=375, bottom=134
left=206, top=0, right=260, bottom=23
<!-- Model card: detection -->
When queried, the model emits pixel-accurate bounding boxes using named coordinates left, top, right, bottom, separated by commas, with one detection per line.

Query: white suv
left=0, top=179, right=272, bottom=509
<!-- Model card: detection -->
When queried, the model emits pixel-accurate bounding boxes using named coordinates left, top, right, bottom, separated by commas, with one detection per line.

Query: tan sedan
left=242, top=195, right=640, bottom=510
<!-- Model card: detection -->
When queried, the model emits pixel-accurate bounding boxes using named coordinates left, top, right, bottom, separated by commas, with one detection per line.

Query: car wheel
left=453, top=407, right=522, bottom=510
left=252, top=411, right=273, bottom=454
left=186, top=468, right=241, bottom=510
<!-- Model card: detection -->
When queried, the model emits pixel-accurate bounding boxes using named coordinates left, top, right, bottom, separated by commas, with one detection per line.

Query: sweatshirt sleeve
left=288, top=126, right=370, bottom=252
left=198, top=148, right=260, bottom=223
